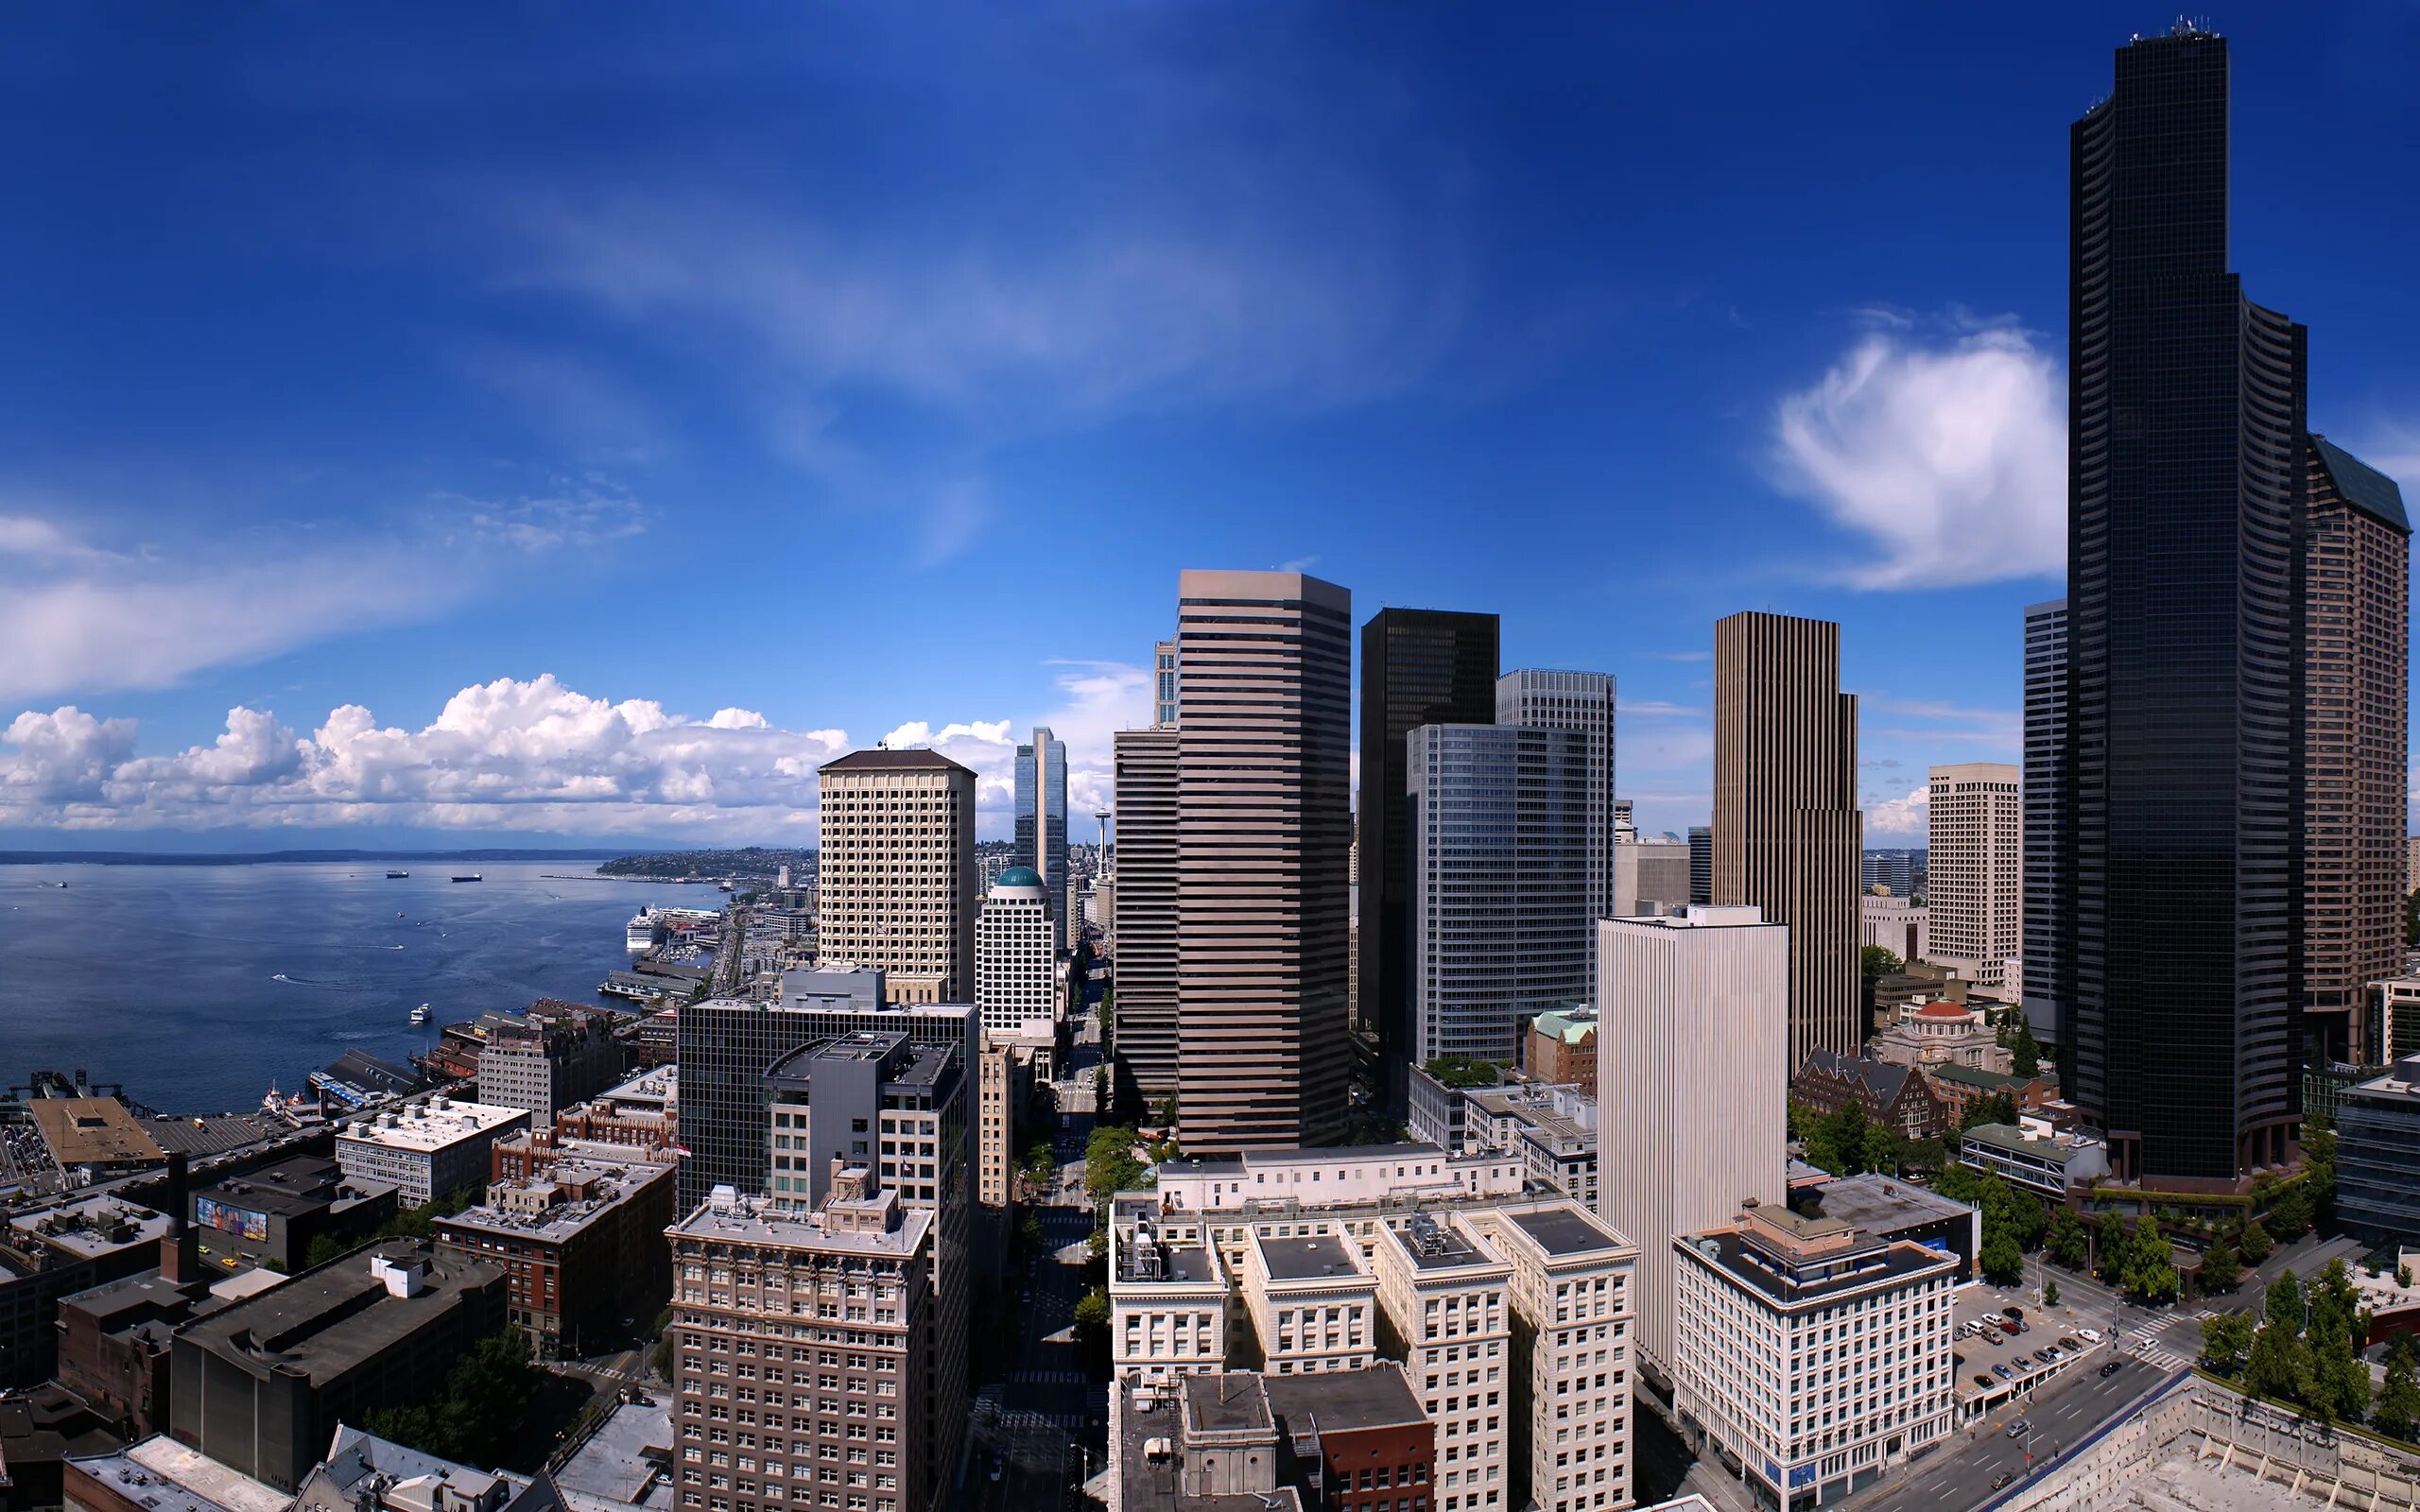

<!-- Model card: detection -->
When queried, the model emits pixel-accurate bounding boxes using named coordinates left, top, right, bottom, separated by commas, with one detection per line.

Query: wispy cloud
left=1861, top=695, right=2020, bottom=747
left=1772, top=318, right=2066, bottom=590
left=1616, top=699, right=1705, bottom=718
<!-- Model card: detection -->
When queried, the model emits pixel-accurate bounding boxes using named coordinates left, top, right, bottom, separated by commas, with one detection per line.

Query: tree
left=2399, top=1263, right=2412, bottom=1290
left=1085, top=1125, right=1149, bottom=1202
left=366, top=1327, right=542, bottom=1467
left=1861, top=945, right=1904, bottom=979
left=2198, top=1312, right=2255, bottom=1376
left=2307, top=1260, right=2372, bottom=1424
left=1996, top=1014, right=2045, bottom=1079
left=2374, top=1335, right=2420, bottom=1443
left=2047, top=1208, right=2089, bottom=1271
left=2245, top=1320, right=2314, bottom=1404
left=2267, top=1270, right=2305, bottom=1334
left=1980, top=1233, right=2025, bottom=1286
left=2199, top=1240, right=2242, bottom=1295
left=2239, top=1219, right=2273, bottom=1264
left=1072, top=1286, right=1111, bottom=1366
left=2269, top=1183, right=2313, bottom=1240
left=1805, top=1100, right=1873, bottom=1177
left=2045, top=1279, right=2061, bottom=1309
left=1960, top=1091, right=2020, bottom=1133
left=1860, top=1121, right=1908, bottom=1177
left=2118, top=1215, right=2177, bottom=1306
left=2303, top=1117, right=2338, bottom=1232
left=2094, top=1212, right=2133, bottom=1283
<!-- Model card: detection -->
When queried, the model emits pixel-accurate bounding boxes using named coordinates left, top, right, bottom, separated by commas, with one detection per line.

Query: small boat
left=386, top=870, right=409, bottom=879
left=398, top=910, right=406, bottom=919
left=409, top=1003, right=432, bottom=1024
left=450, top=873, right=483, bottom=884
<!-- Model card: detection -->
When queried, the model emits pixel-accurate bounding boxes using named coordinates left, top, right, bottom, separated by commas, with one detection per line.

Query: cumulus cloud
left=1773, top=321, right=2066, bottom=589
left=1863, top=784, right=1929, bottom=842
left=0, top=659, right=1158, bottom=841
left=0, top=675, right=851, bottom=837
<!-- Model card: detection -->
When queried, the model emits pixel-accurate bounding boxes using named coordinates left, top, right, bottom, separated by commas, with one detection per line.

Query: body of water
left=0, top=861, right=703, bottom=1112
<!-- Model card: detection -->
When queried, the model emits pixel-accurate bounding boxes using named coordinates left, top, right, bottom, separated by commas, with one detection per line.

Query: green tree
left=2239, top=1219, right=2273, bottom=1263
left=365, top=1326, right=542, bottom=1467
left=2200, top=1240, right=2242, bottom=1295
left=2198, top=1311, right=2256, bottom=1376
left=1996, top=1014, right=2045, bottom=1078
left=1072, top=1286, right=1111, bottom=1367
left=1980, top=1233, right=2025, bottom=1286
left=2245, top=1320, right=2314, bottom=1404
left=1805, top=1099, right=1872, bottom=1176
left=302, top=1231, right=351, bottom=1270
left=2303, top=1117, right=2338, bottom=1231
left=2119, top=1215, right=2178, bottom=1306
left=2399, top=1263, right=2411, bottom=1290
left=2047, top=1208, right=2089, bottom=1271
left=2374, top=1335, right=2420, bottom=1442
left=2267, top=1270, right=2306, bottom=1334
left=1960, top=1091, right=2021, bottom=1133
left=1861, top=945, right=1904, bottom=979
left=2094, top=1211, right=2133, bottom=1283
left=1085, top=1125, right=1150, bottom=1201
left=2269, top=1182, right=2313, bottom=1239
left=2306, top=1260, right=2372, bottom=1424
left=2045, top=1279, right=2061, bottom=1309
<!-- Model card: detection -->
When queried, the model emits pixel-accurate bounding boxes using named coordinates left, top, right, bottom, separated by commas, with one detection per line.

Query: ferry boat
left=409, top=1003, right=432, bottom=1024
left=626, top=909, right=659, bottom=955
left=450, top=873, right=483, bottom=884
left=386, top=869, right=409, bottom=879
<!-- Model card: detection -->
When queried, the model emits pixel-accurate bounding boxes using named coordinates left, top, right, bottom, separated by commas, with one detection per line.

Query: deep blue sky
left=2, top=4, right=2413, bottom=848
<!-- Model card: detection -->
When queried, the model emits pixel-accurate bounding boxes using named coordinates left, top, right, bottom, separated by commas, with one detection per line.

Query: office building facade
left=2021, top=598, right=2068, bottom=1049
left=1496, top=669, right=1618, bottom=925
left=1177, top=569, right=1354, bottom=1152
left=1013, top=727, right=1069, bottom=954
left=1110, top=726, right=1181, bottom=1114
left=1688, top=826, right=1712, bottom=906
left=814, top=748, right=977, bottom=1005
left=1407, top=723, right=1593, bottom=1068
left=1926, top=763, right=2020, bottom=992
left=1713, top=611, right=1861, bottom=1070
left=2302, top=437, right=2410, bottom=1065
left=1598, top=906, right=1788, bottom=1377
left=1360, top=609, right=1502, bottom=1111
left=974, top=867, right=1056, bottom=1036
left=2062, top=27, right=2306, bottom=1181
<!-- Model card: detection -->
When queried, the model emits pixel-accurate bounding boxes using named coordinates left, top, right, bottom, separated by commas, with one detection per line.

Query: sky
left=3, top=3, right=2416, bottom=851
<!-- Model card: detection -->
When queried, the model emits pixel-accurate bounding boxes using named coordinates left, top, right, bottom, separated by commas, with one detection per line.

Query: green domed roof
left=993, top=865, right=1045, bottom=889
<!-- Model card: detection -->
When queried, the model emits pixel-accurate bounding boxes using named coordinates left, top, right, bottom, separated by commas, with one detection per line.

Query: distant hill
left=598, top=846, right=819, bottom=880
left=0, top=848, right=626, bottom=866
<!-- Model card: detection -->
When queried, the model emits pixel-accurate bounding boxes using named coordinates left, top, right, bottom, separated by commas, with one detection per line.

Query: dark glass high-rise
left=1357, top=608, right=1500, bottom=1112
left=2062, top=25, right=2306, bottom=1182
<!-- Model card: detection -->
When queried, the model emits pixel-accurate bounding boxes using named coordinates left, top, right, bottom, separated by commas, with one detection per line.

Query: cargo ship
left=450, top=873, right=483, bottom=883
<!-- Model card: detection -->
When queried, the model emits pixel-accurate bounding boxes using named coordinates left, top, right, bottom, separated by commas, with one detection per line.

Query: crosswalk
left=2122, top=1323, right=2194, bottom=1372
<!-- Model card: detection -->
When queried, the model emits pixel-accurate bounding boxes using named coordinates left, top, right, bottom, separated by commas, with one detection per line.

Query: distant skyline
left=2, top=6, right=2413, bottom=849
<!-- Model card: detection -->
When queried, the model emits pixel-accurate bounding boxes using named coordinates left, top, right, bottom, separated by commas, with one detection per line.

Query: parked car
left=1994, top=1364, right=2014, bottom=1380
left=2058, top=1336, right=2082, bottom=1350
left=2079, top=1327, right=2104, bottom=1343
left=2004, top=1306, right=2026, bottom=1320
left=1993, top=1472, right=2017, bottom=1490
left=1999, top=1319, right=2022, bottom=1335
left=1976, top=1375, right=1996, bottom=1389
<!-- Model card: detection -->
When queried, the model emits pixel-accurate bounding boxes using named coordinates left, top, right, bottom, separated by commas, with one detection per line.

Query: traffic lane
left=1856, top=1356, right=2160, bottom=1512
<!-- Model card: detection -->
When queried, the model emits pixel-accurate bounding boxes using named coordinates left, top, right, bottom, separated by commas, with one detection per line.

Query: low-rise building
left=1526, top=1007, right=1598, bottom=1097
left=1460, top=1083, right=1598, bottom=1209
left=1109, top=1366, right=1433, bottom=1512
left=62, top=1435, right=288, bottom=1512
left=1404, top=1064, right=1512, bottom=1153
left=333, top=1098, right=531, bottom=1207
left=295, top=1422, right=554, bottom=1512
left=434, top=1146, right=678, bottom=1357
left=1919, top=1063, right=2059, bottom=1125
left=1672, top=1203, right=1957, bottom=1510
left=666, top=1176, right=936, bottom=1512
left=2337, top=1055, right=2420, bottom=1250
left=1790, top=1051, right=1950, bottom=1143
left=1858, top=896, right=1928, bottom=965
left=28, top=1099, right=164, bottom=1186
left=555, top=1064, right=678, bottom=1150
left=1262, top=1366, right=1435, bottom=1512
left=1799, top=1172, right=1981, bottom=1282
left=1155, top=1143, right=1525, bottom=1217
left=1, top=1194, right=175, bottom=1387
left=1957, top=1121, right=2113, bottom=1199
left=1868, top=1001, right=2011, bottom=1075
left=187, top=1158, right=397, bottom=1272
left=168, top=1240, right=507, bottom=1491
left=56, top=1266, right=218, bottom=1438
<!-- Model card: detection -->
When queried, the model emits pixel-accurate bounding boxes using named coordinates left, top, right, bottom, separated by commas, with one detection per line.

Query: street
left=967, top=1125, right=1104, bottom=1511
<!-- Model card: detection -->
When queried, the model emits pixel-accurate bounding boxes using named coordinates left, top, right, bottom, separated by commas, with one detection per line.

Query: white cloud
left=1616, top=699, right=1705, bottom=718
left=1863, top=784, right=1929, bottom=842
left=0, top=675, right=851, bottom=837
left=0, top=490, right=646, bottom=707
left=1773, top=323, right=2066, bottom=589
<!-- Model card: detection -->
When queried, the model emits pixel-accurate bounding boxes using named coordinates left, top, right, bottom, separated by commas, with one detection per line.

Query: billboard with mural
left=194, top=1196, right=269, bottom=1243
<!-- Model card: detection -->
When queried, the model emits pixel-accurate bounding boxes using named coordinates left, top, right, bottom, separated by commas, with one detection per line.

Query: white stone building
left=1371, top=1213, right=1512, bottom=1512
left=1926, top=762, right=2021, bottom=993
left=974, top=866, right=1057, bottom=1036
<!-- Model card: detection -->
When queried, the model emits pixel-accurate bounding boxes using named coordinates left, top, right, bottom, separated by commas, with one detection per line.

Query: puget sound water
left=0, top=860, right=690, bottom=1113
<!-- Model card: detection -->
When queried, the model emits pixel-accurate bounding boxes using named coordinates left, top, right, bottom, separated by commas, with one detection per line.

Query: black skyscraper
left=1358, top=609, right=1500, bottom=1110
left=2063, top=26, right=2306, bottom=1182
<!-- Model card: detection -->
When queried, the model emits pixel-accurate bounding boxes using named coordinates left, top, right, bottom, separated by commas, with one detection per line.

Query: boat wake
left=270, top=973, right=336, bottom=988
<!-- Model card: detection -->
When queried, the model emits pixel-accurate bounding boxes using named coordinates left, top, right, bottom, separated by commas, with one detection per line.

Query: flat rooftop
left=71, top=1435, right=291, bottom=1512
left=1811, top=1173, right=1977, bottom=1230
left=9, top=1194, right=173, bottom=1261
left=1262, top=1364, right=1426, bottom=1435
left=668, top=1192, right=931, bottom=1257
left=1179, top=1372, right=1273, bottom=1435
left=1385, top=1217, right=1495, bottom=1273
left=1505, top=1203, right=1630, bottom=1258
left=198, top=1157, right=350, bottom=1217
left=1685, top=1227, right=1955, bottom=1310
left=29, top=1097, right=164, bottom=1168
left=1256, top=1233, right=1363, bottom=1283
left=336, top=1098, right=528, bottom=1152
left=174, top=1240, right=500, bottom=1385
left=439, top=1160, right=674, bottom=1245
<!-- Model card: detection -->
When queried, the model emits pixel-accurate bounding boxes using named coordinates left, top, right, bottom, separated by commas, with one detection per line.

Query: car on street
left=2100, top=1360, right=2124, bottom=1378
left=2008, top=1420, right=2031, bottom=1438
left=1992, top=1472, right=2016, bottom=1490
left=2079, top=1327, right=2104, bottom=1343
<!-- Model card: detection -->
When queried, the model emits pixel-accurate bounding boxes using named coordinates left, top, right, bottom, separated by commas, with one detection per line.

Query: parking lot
left=1950, top=1291, right=2105, bottom=1421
